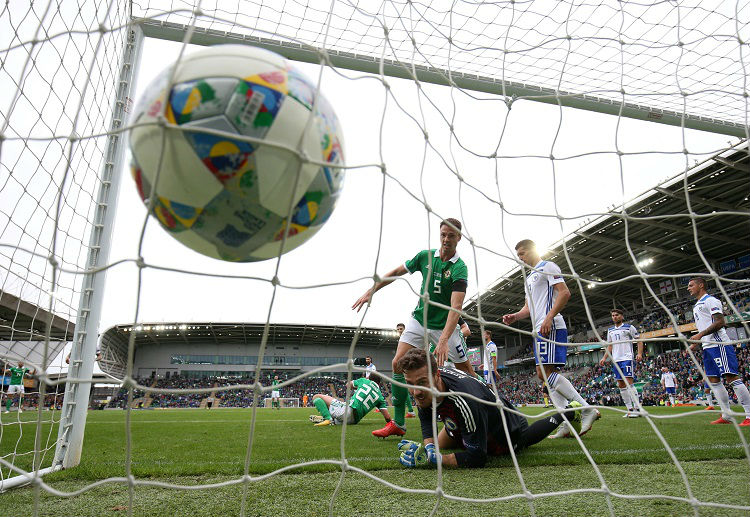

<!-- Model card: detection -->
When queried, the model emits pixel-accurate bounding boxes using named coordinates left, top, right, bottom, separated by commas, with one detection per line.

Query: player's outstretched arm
left=352, top=264, right=408, bottom=312
left=503, top=300, right=530, bottom=326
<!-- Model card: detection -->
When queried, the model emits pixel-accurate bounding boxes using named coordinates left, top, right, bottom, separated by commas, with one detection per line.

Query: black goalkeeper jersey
left=417, top=367, right=528, bottom=468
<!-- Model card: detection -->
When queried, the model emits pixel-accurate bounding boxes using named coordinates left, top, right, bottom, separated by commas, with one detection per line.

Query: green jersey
left=8, top=367, right=28, bottom=385
left=405, top=249, right=468, bottom=330
left=271, top=379, right=280, bottom=390
left=348, top=378, right=386, bottom=424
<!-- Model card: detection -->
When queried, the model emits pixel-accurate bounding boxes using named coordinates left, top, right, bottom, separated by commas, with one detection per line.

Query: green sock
left=5, top=398, right=10, bottom=411
left=406, top=395, right=414, bottom=412
left=313, top=398, right=332, bottom=420
left=392, top=373, right=408, bottom=427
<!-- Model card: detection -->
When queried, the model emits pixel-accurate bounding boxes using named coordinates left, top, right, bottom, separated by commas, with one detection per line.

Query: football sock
left=619, top=387, right=633, bottom=411
left=5, top=398, right=10, bottom=411
left=730, top=379, right=750, bottom=419
left=313, top=398, right=332, bottom=420
left=710, top=382, right=731, bottom=420
left=669, top=395, right=675, bottom=406
left=548, top=372, right=587, bottom=406
left=706, top=392, right=713, bottom=406
left=391, top=373, right=408, bottom=427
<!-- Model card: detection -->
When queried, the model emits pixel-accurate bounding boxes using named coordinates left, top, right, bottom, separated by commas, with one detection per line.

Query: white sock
left=710, top=382, right=731, bottom=420
left=619, top=387, right=633, bottom=411
left=730, top=379, right=750, bottom=420
left=669, top=395, right=675, bottom=406
left=547, top=371, right=587, bottom=407
left=706, top=392, right=713, bottom=406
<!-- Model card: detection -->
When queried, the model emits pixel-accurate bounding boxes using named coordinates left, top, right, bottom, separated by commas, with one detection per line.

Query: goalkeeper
left=309, top=376, right=394, bottom=427
left=397, top=348, right=581, bottom=468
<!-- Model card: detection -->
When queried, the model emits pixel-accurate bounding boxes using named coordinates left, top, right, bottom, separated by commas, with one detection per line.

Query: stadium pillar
left=53, top=26, right=145, bottom=470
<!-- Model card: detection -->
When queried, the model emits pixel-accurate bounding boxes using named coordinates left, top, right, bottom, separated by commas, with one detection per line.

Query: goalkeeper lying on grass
left=309, top=376, right=395, bottom=427
left=397, top=348, right=581, bottom=468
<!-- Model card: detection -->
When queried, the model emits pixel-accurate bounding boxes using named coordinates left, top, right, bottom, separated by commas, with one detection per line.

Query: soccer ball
left=129, top=45, right=345, bottom=262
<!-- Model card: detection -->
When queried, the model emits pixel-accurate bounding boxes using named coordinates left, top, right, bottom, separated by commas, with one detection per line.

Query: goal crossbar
left=138, top=19, right=747, bottom=138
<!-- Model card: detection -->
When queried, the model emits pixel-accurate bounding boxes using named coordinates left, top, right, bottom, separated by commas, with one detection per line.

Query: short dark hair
left=515, top=239, right=536, bottom=251
left=483, top=329, right=492, bottom=339
left=397, top=348, right=437, bottom=374
left=366, top=355, right=372, bottom=360
left=396, top=322, right=405, bottom=329
left=611, top=308, right=625, bottom=317
left=690, top=277, right=707, bottom=289
left=440, top=218, right=462, bottom=233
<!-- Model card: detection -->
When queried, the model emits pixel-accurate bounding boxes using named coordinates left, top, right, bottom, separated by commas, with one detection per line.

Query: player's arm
left=540, top=281, right=570, bottom=338
left=635, top=340, right=644, bottom=361
left=352, top=264, right=409, bottom=312
left=458, top=318, right=471, bottom=338
left=503, top=300, right=529, bottom=326
left=434, top=290, right=466, bottom=366
left=492, top=352, right=498, bottom=375
left=600, top=343, right=613, bottom=366
left=690, top=313, right=725, bottom=349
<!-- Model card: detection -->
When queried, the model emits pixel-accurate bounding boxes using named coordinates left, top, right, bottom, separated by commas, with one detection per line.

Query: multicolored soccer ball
left=129, top=45, right=345, bottom=261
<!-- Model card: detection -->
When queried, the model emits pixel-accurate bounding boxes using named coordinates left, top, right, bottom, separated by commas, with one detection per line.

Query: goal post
left=52, top=26, right=146, bottom=472
left=263, top=397, right=300, bottom=408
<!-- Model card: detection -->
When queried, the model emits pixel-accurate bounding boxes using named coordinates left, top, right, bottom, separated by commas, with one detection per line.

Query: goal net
left=263, top=397, right=300, bottom=409
left=1, top=0, right=749, bottom=515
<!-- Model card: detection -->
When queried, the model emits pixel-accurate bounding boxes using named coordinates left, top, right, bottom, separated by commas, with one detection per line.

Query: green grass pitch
left=1, top=406, right=749, bottom=516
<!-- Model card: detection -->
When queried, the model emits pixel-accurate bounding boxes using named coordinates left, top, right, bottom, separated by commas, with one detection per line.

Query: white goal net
left=0, top=1, right=749, bottom=516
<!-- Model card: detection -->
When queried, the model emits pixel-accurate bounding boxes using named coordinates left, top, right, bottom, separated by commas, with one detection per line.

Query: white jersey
left=365, top=363, right=377, bottom=379
left=606, top=323, right=640, bottom=362
left=692, top=294, right=730, bottom=349
left=483, top=341, right=497, bottom=371
left=524, top=260, right=567, bottom=333
left=661, top=372, right=677, bottom=388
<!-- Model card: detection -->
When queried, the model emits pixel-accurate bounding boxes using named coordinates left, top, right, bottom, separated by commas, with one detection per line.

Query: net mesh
left=0, top=1, right=749, bottom=515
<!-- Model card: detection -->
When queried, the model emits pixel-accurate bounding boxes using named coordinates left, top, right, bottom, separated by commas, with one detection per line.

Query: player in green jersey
left=353, top=218, right=474, bottom=438
left=270, top=375, right=281, bottom=410
left=4, top=361, right=34, bottom=413
left=309, top=377, right=393, bottom=427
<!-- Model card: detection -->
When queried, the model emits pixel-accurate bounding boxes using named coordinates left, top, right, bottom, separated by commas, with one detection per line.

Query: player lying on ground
left=396, top=348, right=581, bottom=468
left=309, top=376, right=394, bottom=427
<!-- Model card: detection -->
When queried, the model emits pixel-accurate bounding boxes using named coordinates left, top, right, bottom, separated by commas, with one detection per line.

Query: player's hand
left=352, top=289, right=373, bottom=312
left=399, top=443, right=440, bottom=468
left=502, top=313, right=517, bottom=325
left=636, top=354, right=643, bottom=362
left=434, top=339, right=449, bottom=367
left=397, top=439, right=420, bottom=453
left=598, top=357, right=606, bottom=367
left=539, top=317, right=552, bottom=338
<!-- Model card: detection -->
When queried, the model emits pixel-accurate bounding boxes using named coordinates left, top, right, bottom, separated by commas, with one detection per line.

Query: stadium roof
left=0, top=291, right=76, bottom=369
left=464, top=142, right=750, bottom=338
left=99, top=322, right=400, bottom=378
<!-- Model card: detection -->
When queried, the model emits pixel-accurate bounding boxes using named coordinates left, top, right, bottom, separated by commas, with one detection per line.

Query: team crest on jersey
left=444, top=270, right=451, bottom=279
left=444, top=417, right=457, bottom=431
left=530, top=274, right=539, bottom=283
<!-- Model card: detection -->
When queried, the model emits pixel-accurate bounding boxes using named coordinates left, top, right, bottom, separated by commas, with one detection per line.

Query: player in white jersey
left=660, top=367, right=678, bottom=406
left=502, top=239, right=598, bottom=438
left=600, top=308, right=644, bottom=417
left=365, top=356, right=377, bottom=380
left=687, top=277, right=750, bottom=426
left=482, top=330, right=499, bottom=384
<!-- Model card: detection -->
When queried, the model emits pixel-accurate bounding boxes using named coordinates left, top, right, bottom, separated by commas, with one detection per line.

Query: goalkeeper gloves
left=399, top=442, right=440, bottom=468
left=397, top=439, right=421, bottom=452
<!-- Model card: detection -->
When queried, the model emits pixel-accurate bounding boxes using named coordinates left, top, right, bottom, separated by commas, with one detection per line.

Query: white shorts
left=329, top=399, right=354, bottom=425
left=7, top=385, right=24, bottom=395
left=271, top=390, right=280, bottom=398
left=401, top=317, right=468, bottom=364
